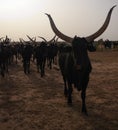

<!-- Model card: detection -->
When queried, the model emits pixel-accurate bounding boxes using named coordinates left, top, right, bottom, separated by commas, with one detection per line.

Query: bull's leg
left=43, top=60, right=46, bottom=75
left=0, top=64, right=5, bottom=77
left=81, top=89, right=87, bottom=115
left=67, top=82, right=73, bottom=104
left=36, top=59, right=39, bottom=72
left=52, top=57, right=55, bottom=64
left=48, top=58, right=52, bottom=69
left=1, top=69, right=5, bottom=77
left=47, top=58, right=49, bottom=67
left=63, top=77, right=68, bottom=97
left=40, top=63, right=44, bottom=77
left=41, top=60, right=46, bottom=77
left=37, top=64, right=39, bottom=73
left=15, top=54, right=18, bottom=64
left=49, top=59, right=52, bottom=69
left=54, top=56, right=58, bottom=65
left=81, top=76, right=89, bottom=115
left=5, top=61, right=9, bottom=73
left=33, top=54, right=35, bottom=62
left=23, top=61, right=27, bottom=74
left=27, top=61, right=30, bottom=74
left=26, top=62, right=28, bottom=74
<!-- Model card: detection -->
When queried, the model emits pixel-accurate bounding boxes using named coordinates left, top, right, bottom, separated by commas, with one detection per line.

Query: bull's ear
left=87, top=43, right=96, bottom=52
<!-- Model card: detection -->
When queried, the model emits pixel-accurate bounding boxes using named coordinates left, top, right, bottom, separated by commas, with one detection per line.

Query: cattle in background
left=95, top=39, right=104, bottom=51
left=27, top=35, right=47, bottom=77
left=45, top=5, right=116, bottom=115
left=95, top=39, right=118, bottom=50
left=102, top=40, right=118, bottom=50
left=38, top=36, right=58, bottom=69
left=25, top=36, right=37, bottom=62
left=11, top=42, right=20, bottom=64
left=35, top=42, right=47, bottom=77
left=0, top=43, right=5, bottom=77
left=0, top=38, right=10, bottom=77
left=112, top=41, right=118, bottom=49
left=104, top=39, right=112, bottom=49
left=48, top=37, right=59, bottom=66
left=21, top=42, right=33, bottom=74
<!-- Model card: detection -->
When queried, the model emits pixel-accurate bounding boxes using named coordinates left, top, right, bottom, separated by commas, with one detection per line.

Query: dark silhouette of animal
left=0, top=44, right=6, bottom=77
left=112, top=41, right=118, bottom=48
left=0, top=36, right=11, bottom=77
left=27, top=35, right=48, bottom=77
left=104, top=39, right=112, bottom=49
left=21, top=43, right=33, bottom=74
left=47, top=38, right=59, bottom=68
left=38, top=36, right=58, bottom=69
left=45, top=5, right=116, bottom=115
left=35, top=42, right=47, bottom=77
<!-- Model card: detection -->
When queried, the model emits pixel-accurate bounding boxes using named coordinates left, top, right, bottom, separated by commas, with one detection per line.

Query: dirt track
left=0, top=50, right=118, bottom=130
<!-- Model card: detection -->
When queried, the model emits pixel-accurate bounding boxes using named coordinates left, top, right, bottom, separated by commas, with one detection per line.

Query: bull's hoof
left=82, top=110, right=88, bottom=116
left=41, top=73, right=44, bottom=77
left=67, top=98, right=72, bottom=104
left=1, top=73, right=5, bottom=77
left=77, top=87, right=82, bottom=91
left=67, top=101, right=73, bottom=107
left=64, top=91, right=68, bottom=97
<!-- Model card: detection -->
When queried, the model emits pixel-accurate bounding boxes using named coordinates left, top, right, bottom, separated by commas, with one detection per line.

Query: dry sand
left=0, top=50, right=118, bottom=130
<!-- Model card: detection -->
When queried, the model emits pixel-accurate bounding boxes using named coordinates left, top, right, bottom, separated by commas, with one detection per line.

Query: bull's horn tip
left=113, top=5, right=117, bottom=7
left=112, top=5, right=117, bottom=8
left=45, top=13, right=50, bottom=16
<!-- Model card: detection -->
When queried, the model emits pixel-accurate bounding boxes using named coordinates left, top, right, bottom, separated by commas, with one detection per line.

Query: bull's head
left=45, top=5, right=116, bottom=44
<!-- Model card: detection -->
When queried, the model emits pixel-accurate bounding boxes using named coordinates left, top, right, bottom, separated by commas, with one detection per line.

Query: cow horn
left=48, top=35, right=56, bottom=43
left=27, top=35, right=36, bottom=43
left=38, top=36, right=47, bottom=43
left=38, top=35, right=56, bottom=43
left=45, top=13, right=73, bottom=44
left=55, top=37, right=59, bottom=42
left=85, top=5, right=116, bottom=42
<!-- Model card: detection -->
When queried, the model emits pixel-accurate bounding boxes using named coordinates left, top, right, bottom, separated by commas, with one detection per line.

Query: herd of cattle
left=0, top=35, right=117, bottom=76
left=0, top=35, right=117, bottom=78
left=0, top=35, right=60, bottom=77
left=96, top=39, right=118, bottom=50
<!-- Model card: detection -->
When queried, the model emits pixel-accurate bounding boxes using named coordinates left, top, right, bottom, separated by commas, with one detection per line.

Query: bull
left=21, top=42, right=33, bottom=74
left=45, top=6, right=116, bottom=115
left=38, top=36, right=58, bottom=69
left=27, top=35, right=48, bottom=77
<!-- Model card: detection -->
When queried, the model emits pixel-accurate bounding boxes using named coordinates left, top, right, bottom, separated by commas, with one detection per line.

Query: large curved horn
left=45, top=13, right=73, bottom=44
left=85, top=5, right=116, bottom=42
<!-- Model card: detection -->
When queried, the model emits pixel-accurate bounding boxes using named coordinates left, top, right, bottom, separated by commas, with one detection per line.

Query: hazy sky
left=0, top=0, right=117, bottom=41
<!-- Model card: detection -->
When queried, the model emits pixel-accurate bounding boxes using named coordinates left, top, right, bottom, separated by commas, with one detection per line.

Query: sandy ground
left=0, top=50, right=118, bottom=130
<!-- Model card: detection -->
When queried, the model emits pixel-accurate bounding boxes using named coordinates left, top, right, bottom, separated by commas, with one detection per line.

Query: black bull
left=45, top=5, right=116, bottom=115
left=35, top=42, right=47, bottom=77
left=58, top=37, right=96, bottom=114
